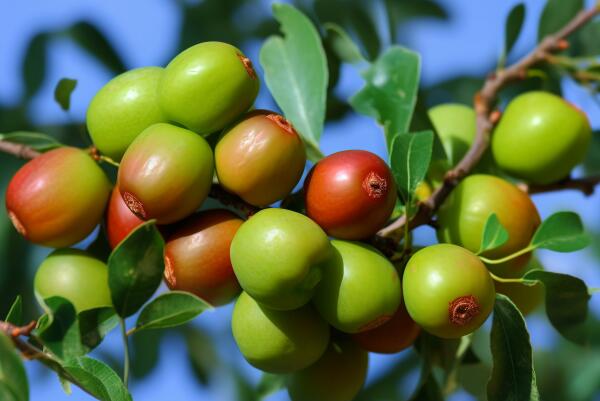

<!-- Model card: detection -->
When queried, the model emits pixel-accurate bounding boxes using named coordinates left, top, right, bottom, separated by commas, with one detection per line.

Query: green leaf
left=62, top=357, right=132, bottom=401
left=0, top=131, right=63, bottom=152
left=256, top=373, right=286, bottom=399
left=409, top=372, right=443, bottom=401
left=390, top=131, right=434, bottom=205
left=487, top=294, right=539, bottom=401
left=4, top=296, right=22, bottom=325
left=537, top=0, right=583, bottom=42
left=134, top=291, right=211, bottom=333
left=54, top=78, right=78, bottom=111
left=478, top=213, right=510, bottom=254
left=78, top=307, right=119, bottom=350
left=524, top=270, right=590, bottom=345
left=21, top=32, right=49, bottom=100
left=260, top=3, right=327, bottom=162
left=184, top=326, right=219, bottom=385
left=503, top=3, right=526, bottom=60
left=108, top=221, right=165, bottom=318
left=0, top=333, right=29, bottom=401
left=350, top=46, right=421, bottom=150
left=530, top=211, right=590, bottom=252
left=67, top=21, right=126, bottom=74
left=572, top=21, right=600, bottom=56
left=323, top=23, right=365, bottom=65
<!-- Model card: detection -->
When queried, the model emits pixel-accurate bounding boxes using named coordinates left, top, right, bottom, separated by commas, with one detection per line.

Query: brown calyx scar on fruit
left=122, top=191, right=147, bottom=219
left=237, top=53, right=257, bottom=79
left=362, top=171, right=387, bottom=199
left=266, top=113, right=298, bottom=137
left=448, top=295, right=481, bottom=326
left=163, top=255, right=176, bottom=287
left=7, top=210, right=27, bottom=236
left=358, top=314, right=392, bottom=332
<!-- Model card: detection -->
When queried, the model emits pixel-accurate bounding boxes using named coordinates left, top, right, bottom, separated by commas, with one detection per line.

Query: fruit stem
left=119, top=318, right=131, bottom=387
left=479, top=245, right=535, bottom=265
left=488, top=271, right=537, bottom=285
left=99, top=155, right=120, bottom=167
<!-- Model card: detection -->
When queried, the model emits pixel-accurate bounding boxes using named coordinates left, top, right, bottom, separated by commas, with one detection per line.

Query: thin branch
left=378, top=4, right=600, bottom=242
left=0, top=140, right=41, bottom=159
left=522, top=175, right=600, bottom=196
left=209, top=184, right=260, bottom=218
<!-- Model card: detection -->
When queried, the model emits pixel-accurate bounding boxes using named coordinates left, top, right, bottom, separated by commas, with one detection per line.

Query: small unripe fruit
left=86, top=67, right=168, bottom=161
left=230, top=208, right=332, bottom=310
left=34, top=249, right=112, bottom=312
left=352, top=301, right=420, bottom=354
left=5, top=147, right=112, bottom=247
left=118, top=123, right=214, bottom=224
left=105, top=187, right=145, bottom=249
left=159, top=42, right=259, bottom=135
left=164, top=209, right=243, bottom=306
left=492, top=91, right=592, bottom=184
left=287, top=338, right=368, bottom=401
left=403, top=244, right=495, bottom=338
left=313, top=240, right=402, bottom=333
left=437, top=174, right=540, bottom=271
left=304, top=150, right=397, bottom=240
left=215, top=110, right=306, bottom=206
left=231, top=291, right=329, bottom=373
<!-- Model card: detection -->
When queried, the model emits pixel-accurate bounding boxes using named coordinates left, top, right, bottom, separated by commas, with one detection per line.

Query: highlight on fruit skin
left=304, top=150, right=397, bottom=240
left=105, top=186, right=145, bottom=249
left=231, top=291, right=330, bottom=373
left=402, top=244, right=495, bottom=339
left=5, top=146, right=112, bottom=248
left=164, top=209, right=243, bottom=306
left=215, top=110, right=306, bottom=206
left=118, top=122, right=214, bottom=225
left=34, top=248, right=112, bottom=313
left=86, top=66, right=168, bottom=161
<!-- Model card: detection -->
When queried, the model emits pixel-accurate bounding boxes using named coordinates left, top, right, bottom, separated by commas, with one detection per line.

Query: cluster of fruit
left=3, top=37, right=593, bottom=401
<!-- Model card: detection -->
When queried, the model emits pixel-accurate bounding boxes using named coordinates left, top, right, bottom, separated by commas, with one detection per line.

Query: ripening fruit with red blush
left=5, top=147, right=112, bottom=247
left=304, top=150, right=397, bottom=240
left=215, top=110, right=306, bottom=206
left=105, top=186, right=145, bottom=249
left=164, top=209, right=243, bottom=306
left=352, top=301, right=420, bottom=354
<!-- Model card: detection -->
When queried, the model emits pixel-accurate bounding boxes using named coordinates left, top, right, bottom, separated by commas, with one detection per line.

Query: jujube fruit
left=231, top=291, right=329, bottom=373
left=164, top=209, right=243, bottom=306
left=403, top=244, right=495, bottom=338
left=352, top=300, right=420, bottom=354
left=436, top=174, right=540, bottom=271
left=86, top=67, right=168, bottom=161
left=304, top=150, right=397, bottom=240
left=105, top=187, right=145, bottom=249
left=34, top=249, right=112, bottom=313
left=118, top=123, right=214, bottom=224
left=5, top=147, right=112, bottom=247
left=492, top=91, right=592, bottom=184
left=215, top=110, right=306, bottom=206
left=159, top=41, right=259, bottom=135
left=230, top=208, right=332, bottom=310
left=286, top=338, right=368, bottom=401
left=313, top=240, right=402, bottom=333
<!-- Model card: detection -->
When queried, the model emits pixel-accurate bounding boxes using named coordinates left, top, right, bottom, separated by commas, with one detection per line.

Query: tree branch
left=378, top=4, right=600, bottom=242
left=522, top=175, right=600, bottom=196
left=0, top=140, right=41, bottom=159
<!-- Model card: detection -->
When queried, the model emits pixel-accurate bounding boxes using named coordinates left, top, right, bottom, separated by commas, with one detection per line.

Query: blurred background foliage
left=0, top=0, right=599, bottom=400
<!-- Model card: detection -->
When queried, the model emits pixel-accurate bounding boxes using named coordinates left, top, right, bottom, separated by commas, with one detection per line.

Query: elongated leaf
left=390, top=131, right=434, bottom=205
left=409, top=372, right=443, bottom=401
left=21, top=32, right=49, bottom=99
left=260, top=3, right=327, bottom=162
left=351, top=46, right=421, bottom=150
left=478, top=213, right=509, bottom=254
left=0, top=333, right=29, bottom=401
left=256, top=373, right=286, bottom=399
left=78, top=308, right=119, bottom=350
left=134, top=291, right=211, bottom=333
left=323, top=23, right=365, bottom=65
left=572, top=21, right=600, bottom=56
left=503, top=4, right=526, bottom=60
left=524, top=270, right=590, bottom=345
left=531, top=211, right=590, bottom=252
left=108, top=221, right=165, bottom=318
left=537, top=0, right=583, bottom=42
left=487, top=294, right=539, bottom=401
left=184, top=326, right=219, bottom=385
left=62, top=357, right=132, bottom=401
left=54, top=78, right=78, bottom=111
left=0, top=131, right=63, bottom=152
left=67, top=21, right=126, bottom=74
left=4, top=296, right=22, bottom=325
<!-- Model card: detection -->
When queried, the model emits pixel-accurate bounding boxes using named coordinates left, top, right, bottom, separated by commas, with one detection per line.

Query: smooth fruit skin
left=164, top=209, right=243, bottom=306
left=34, top=249, right=112, bottom=312
left=215, top=110, right=306, bottom=206
left=492, top=91, right=592, bottom=184
left=304, top=150, right=397, bottom=240
left=403, top=244, right=495, bottom=338
left=118, top=123, right=214, bottom=224
left=352, top=300, right=420, bottom=354
left=105, top=187, right=145, bottom=249
left=287, top=338, right=368, bottom=401
left=230, top=208, right=332, bottom=310
left=436, top=174, right=540, bottom=270
left=5, top=147, right=112, bottom=248
left=313, top=240, right=402, bottom=333
left=159, top=42, right=259, bottom=135
left=86, top=67, right=168, bottom=161
left=231, top=291, right=329, bottom=373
